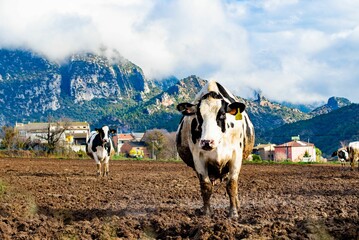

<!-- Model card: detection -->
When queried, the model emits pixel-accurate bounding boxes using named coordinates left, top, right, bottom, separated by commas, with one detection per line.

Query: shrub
left=252, top=154, right=262, bottom=162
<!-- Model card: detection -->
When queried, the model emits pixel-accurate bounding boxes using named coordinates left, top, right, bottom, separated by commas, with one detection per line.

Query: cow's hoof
left=96, top=172, right=101, bottom=177
left=228, top=210, right=239, bottom=218
left=202, top=207, right=212, bottom=216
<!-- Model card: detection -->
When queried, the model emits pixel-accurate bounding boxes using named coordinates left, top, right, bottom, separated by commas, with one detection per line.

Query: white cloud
left=1, top=0, right=359, bottom=103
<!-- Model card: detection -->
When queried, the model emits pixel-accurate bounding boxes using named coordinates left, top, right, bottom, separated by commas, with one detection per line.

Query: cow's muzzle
left=200, top=140, right=214, bottom=151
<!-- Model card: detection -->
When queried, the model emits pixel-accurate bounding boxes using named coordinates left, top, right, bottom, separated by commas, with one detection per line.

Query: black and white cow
left=86, top=126, right=116, bottom=176
left=176, top=80, right=255, bottom=218
left=332, top=141, right=359, bottom=170
left=332, top=147, right=349, bottom=168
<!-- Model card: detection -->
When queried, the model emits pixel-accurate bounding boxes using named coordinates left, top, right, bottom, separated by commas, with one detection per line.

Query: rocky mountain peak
left=311, top=96, right=351, bottom=117
left=327, top=96, right=351, bottom=109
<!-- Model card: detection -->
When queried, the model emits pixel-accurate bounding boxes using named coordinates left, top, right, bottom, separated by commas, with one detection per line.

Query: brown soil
left=0, top=158, right=358, bottom=239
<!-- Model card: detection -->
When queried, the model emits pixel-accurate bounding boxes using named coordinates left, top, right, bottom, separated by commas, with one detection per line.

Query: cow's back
left=349, top=141, right=359, bottom=160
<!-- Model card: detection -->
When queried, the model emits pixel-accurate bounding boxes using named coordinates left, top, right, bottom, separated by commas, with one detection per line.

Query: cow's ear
left=227, top=102, right=246, bottom=115
left=177, top=103, right=197, bottom=115
left=331, top=151, right=337, bottom=157
left=110, top=129, right=117, bottom=134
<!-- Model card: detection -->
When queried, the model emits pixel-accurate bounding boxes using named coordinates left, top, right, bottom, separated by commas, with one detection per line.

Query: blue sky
left=1, top=0, right=358, bottom=104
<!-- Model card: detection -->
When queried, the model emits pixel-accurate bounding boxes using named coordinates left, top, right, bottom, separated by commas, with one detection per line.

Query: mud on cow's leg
left=103, top=157, right=110, bottom=177
left=93, top=154, right=102, bottom=177
left=96, top=163, right=101, bottom=177
left=199, top=174, right=213, bottom=216
left=226, top=179, right=240, bottom=218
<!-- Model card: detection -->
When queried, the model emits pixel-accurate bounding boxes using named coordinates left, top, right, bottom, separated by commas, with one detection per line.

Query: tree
left=143, top=129, right=177, bottom=160
left=1, top=126, right=18, bottom=150
left=315, top=147, right=322, bottom=161
left=37, top=118, right=70, bottom=154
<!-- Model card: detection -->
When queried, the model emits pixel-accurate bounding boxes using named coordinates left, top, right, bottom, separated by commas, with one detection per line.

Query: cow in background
left=176, top=80, right=255, bottom=218
left=86, top=126, right=116, bottom=176
left=348, top=141, right=359, bottom=170
left=332, top=147, right=349, bottom=168
left=332, top=141, right=359, bottom=170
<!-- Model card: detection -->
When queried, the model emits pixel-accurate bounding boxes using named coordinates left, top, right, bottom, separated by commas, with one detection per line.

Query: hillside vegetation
left=262, top=104, right=359, bottom=156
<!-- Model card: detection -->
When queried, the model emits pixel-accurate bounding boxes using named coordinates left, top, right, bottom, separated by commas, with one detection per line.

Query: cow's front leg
left=226, top=178, right=239, bottom=218
left=103, top=156, right=110, bottom=177
left=93, top=155, right=101, bottom=177
left=226, top=157, right=242, bottom=218
left=193, top=156, right=212, bottom=215
left=199, top=174, right=213, bottom=216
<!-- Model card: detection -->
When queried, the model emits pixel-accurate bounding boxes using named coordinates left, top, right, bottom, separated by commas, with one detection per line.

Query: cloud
left=1, top=0, right=359, bottom=104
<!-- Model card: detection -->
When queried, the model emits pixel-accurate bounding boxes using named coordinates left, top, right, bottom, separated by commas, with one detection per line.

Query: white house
left=15, top=121, right=90, bottom=152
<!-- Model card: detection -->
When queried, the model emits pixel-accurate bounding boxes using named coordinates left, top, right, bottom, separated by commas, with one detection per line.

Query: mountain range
left=0, top=48, right=356, bottom=156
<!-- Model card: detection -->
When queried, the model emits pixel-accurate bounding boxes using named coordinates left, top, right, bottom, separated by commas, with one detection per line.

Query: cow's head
left=95, top=126, right=117, bottom=144
left=332, top=147, right=349, bottom=160
left=177, top=91, right=245, bottom=151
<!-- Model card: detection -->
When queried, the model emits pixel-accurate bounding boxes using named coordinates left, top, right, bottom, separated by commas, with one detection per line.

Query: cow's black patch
left=191, top=118, right=202, bottom=144
left=244, top=115, right=251, bottom=138
left=230, top=122, right=234, bottom=128
left=104, top=139, right=112, bottom=155
left=216, top=100, right=228, bottom=133
left=216, top=82, right=236, bottom=103
left=338, top=150, right=347, bottom=159
left=201, top=91, right=222, bottom=100
left=208, top=161, right=229, bottom=180
left=91, top=134, right=103, bottom=152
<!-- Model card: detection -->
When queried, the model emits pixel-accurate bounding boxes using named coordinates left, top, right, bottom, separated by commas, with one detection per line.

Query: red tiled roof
left=117, top=134, right=135, bottom=141
left=275, top=140, right=314, bottom=148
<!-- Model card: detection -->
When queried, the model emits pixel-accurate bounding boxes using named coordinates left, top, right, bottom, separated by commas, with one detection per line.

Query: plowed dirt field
left=0, top=158, right=358, bottom=239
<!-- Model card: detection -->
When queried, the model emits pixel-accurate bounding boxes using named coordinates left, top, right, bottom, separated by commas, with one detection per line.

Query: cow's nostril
left=200, top=140, right=210, bottom=145
left=200, top=140, right=214, bottom=151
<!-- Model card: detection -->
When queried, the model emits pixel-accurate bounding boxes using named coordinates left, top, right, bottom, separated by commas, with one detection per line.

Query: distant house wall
left=15, top=122, right=90, bottom=152
left=256, top=145, right=276, bottom=160
left=274, top=146, right=291, bottom=161
left=274, top=142, right=316, bottom=162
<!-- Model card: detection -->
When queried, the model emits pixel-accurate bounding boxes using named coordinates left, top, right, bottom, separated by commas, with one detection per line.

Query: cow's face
left=177, top=91, right=245, bottom=151
left=337, top=148, right=349, bottom=160
left=95, top=126, right=116, bottom=144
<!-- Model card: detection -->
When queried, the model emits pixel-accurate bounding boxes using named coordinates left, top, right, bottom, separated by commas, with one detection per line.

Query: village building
left=253, top=143, right=276, bottom=160
left=15, top=121, right=90, bottom=152
left=274, top=140, right=316, bottom=162
left=112, top=133, right=136, bottom=154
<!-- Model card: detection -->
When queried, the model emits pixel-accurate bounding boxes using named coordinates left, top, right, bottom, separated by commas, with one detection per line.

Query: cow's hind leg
left=199, top=174, right=213, bottom=216
left=350, top=160, right=355, bottom=171
left=226, top=179, right=239, bottom=218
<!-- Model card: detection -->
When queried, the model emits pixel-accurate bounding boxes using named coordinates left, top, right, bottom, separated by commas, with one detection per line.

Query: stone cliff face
left=0, top=49, right=61, bottom=119
left=310, top=96, right=351, bottom=116
left=62, top=53, right=150, bottom=103
left=0, top=49, right=152, bottom=125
